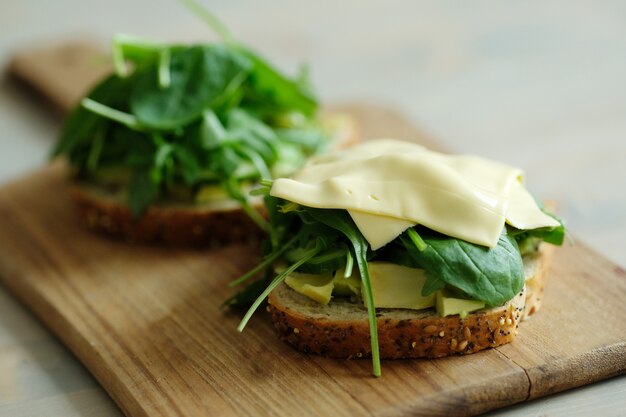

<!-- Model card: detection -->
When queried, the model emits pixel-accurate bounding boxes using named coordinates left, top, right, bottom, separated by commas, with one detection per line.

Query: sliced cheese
left=271, top=139, right=558, bottom=249
left=507, top=180, right=560, bottom=230
left=349, top=211, right=416, bottom=250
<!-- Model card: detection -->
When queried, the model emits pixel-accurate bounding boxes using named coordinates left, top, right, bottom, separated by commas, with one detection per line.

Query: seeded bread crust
left=70, top=184, right=266, bottom=246
left=68, top=114, right=359, bottom=246
left=268, top=284, right=525, bottom=359
left=267, top=246, right=552, bottom=359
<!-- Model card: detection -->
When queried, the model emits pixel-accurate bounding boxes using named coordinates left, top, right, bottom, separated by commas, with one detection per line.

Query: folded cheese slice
left=271, top=139, right=559, bottom=249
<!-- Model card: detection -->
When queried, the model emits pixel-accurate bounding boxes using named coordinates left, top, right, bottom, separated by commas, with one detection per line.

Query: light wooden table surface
left=1, top=1, right=625, bottom=416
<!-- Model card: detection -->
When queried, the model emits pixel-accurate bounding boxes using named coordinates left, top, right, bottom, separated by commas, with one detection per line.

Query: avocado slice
left=195, top=184, right=231, bottom=203
left=285, top=271, right=335, bottom=304
left=435, top=290, right=485, bottom=317
left=365, top=262, right=436, bottom=310
left=89, top=165, right=131, bottom=188
left=332, top=269, right=361, bottom=297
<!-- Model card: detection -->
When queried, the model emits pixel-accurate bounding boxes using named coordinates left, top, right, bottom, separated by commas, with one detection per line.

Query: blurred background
left=1, top=1, right=625, bottom=416
left=2, top=0, right=625, bottom=264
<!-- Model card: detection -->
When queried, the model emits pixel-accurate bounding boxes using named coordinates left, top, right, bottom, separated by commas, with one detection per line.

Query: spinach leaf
left=172, top=145, right=200, bottom=184
left=275, top=126, right=327, bottom=154
left=400, top=229, right=525, bottom=307
left=241, top=50, right=317, bottom=117
left=130, top=45, right=251, bottom=129
left=509, top=211, right=566, bottom=247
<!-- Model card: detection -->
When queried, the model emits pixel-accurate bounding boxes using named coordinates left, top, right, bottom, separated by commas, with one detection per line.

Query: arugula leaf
left=223, top=275, right=271, bottom=309
left=227, top=108, right=278, bottom=161
left=237, top=238, right=324, bottom=332
left=223, top=178, right=269, bottom=232
left=179, top=0, right=237, bottom=45
left=111, top=33, right=163, bottom=76
left=286, top=247, right=346, bottom=274
left=306, top=208, right=381, bottom=377
left=54, top=75, right=132, bottom=157
left=229, top=233, right=302, bottom=288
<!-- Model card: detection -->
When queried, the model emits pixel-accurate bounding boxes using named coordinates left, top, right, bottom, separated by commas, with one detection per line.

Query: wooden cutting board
left=0, top=104, right=625, bottom=417
left=5, top=40, right=626, bottom=417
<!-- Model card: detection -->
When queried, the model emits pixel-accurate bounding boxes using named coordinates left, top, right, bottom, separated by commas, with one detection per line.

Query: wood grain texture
left=0, top=107, right=624, bottom=417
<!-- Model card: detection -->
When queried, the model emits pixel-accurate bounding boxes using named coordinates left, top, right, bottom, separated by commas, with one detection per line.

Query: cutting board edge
left=525, top=341, right=626, bottom=400
left=438, top=349, right=531, bottom=417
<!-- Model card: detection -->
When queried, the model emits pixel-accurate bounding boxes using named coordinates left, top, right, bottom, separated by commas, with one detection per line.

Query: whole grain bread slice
left=70, top=183, right=267, bottom=246
left=267, top=245, right=552, bottom=359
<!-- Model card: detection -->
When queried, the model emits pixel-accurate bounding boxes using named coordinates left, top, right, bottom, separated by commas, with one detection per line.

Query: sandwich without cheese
left=52, top=5, right=357, bottom=245
left=229, top=139, right=565, bottom=376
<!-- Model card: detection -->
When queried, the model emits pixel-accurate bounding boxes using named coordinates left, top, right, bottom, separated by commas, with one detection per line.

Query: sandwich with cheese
left=52, top=3, right=356, bottom=245
left=229, top=139, right=565, bottom=376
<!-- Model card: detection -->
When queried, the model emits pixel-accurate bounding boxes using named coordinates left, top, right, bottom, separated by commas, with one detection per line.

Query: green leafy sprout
left=53, top=0, right=329, bottom=225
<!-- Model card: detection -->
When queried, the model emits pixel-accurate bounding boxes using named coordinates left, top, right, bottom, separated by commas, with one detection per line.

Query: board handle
left=8, top=39, right=111, bottom=115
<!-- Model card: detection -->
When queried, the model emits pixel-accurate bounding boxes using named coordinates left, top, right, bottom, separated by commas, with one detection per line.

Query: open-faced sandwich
left=229, top=139, right=565, bottom=377
left=52, top=3, right=357, bottom=245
